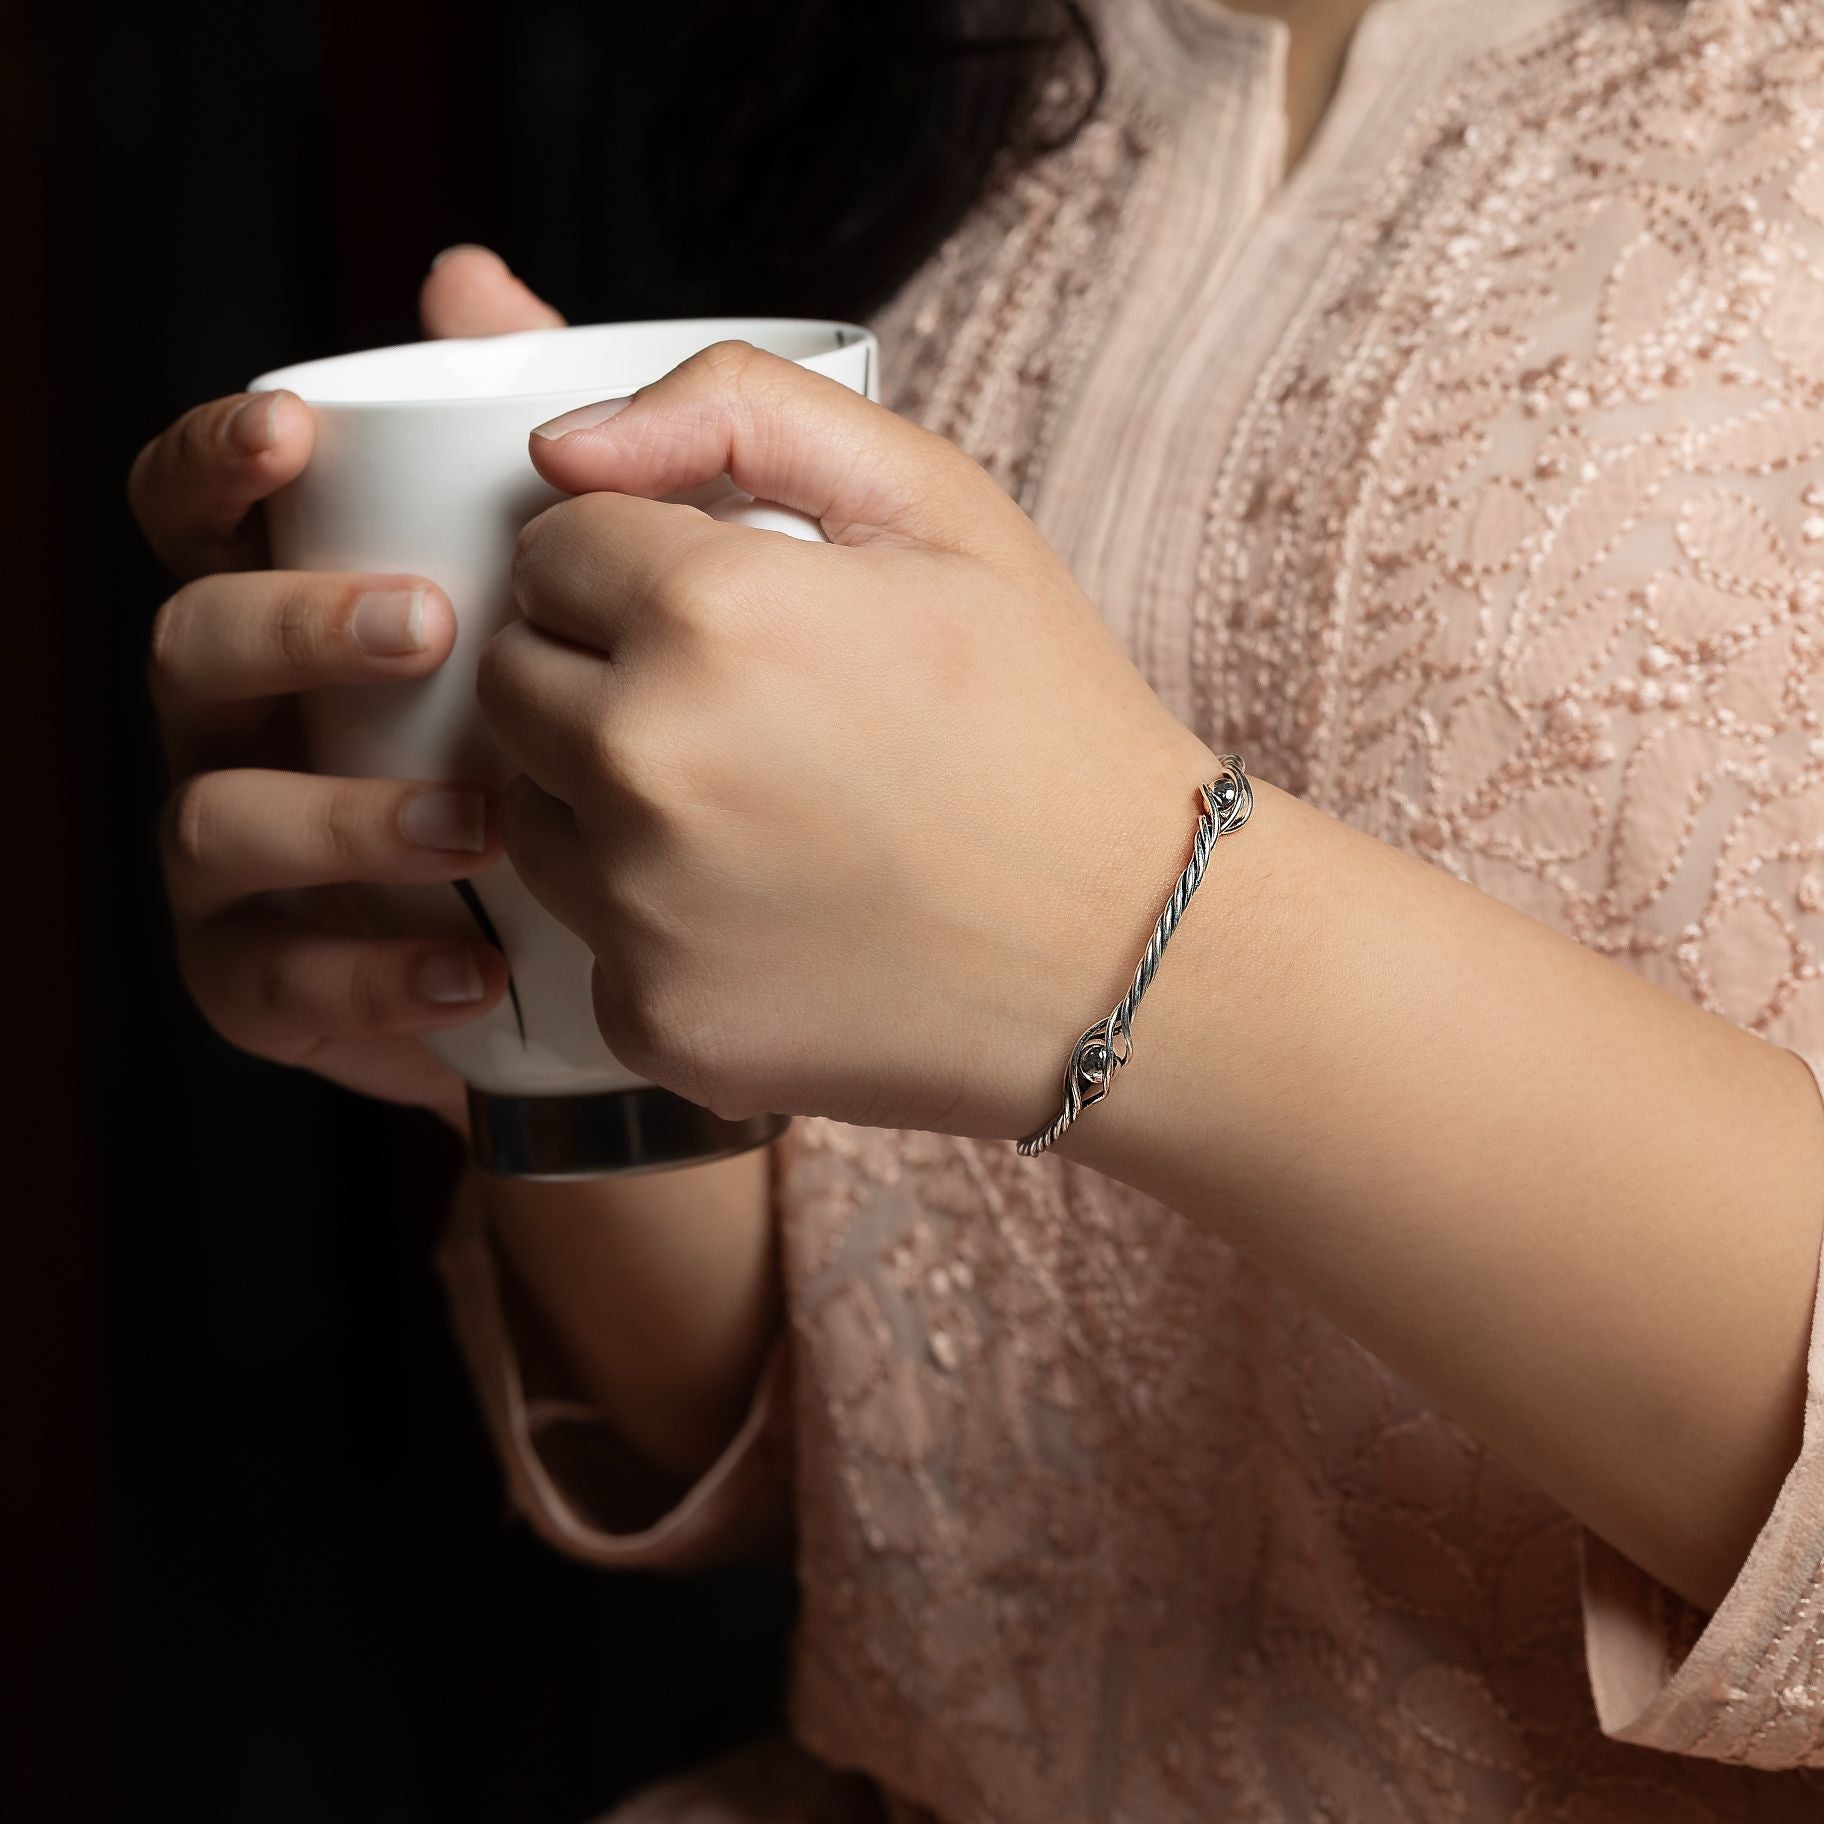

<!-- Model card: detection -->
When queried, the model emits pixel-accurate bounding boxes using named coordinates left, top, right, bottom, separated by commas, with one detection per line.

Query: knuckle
left=474, top=624, right=522, bottom=719
left=582, top=705, right=625, bottom=785
left=602, top=948, right=761, bottom=1118
left=160, top=774, right=215, bottom=878
left=568, top=490, right=621, bottom=539
left=314, top=779, right=374, bottom=873
left=175, top=401, right=222, bottom=472
left=691, top=339, right=758, bottom=390
left=146, top=586, right=193, bottom=704
left=644, top=559, right=698, bottom=629
left=509, top=518, right=541, bottom=597
left=344, top=952, right=397, bottom=1031
left=236, top=946, right=334, bottom=1063
left=253, top=944, right=298, bottom=1025
left=511, top=502, right=567, bottom=601
left=592, top=963, right=653, bottom=1073
left=590, top=963, right=642, bottom=1065
left=181, top=928, right=318, bottom=1065
left=272, top=582, right=322, bottom=673
left=608, top=711, right=696, bottom=811
left=649, top=540, right=746, bottom=645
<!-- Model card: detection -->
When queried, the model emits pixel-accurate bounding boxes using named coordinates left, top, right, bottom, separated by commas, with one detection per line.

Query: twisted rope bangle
left=1015, top=753, right=1253, bottom=1158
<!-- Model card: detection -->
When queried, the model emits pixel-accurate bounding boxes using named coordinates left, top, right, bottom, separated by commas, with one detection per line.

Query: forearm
left=473, top=1143, right=782, bottom=1489
left=1060, top=774, right=1824, bottom=1613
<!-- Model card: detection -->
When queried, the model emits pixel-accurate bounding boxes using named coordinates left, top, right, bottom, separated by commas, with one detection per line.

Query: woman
left=130, top=0, right=1824, bottom=1817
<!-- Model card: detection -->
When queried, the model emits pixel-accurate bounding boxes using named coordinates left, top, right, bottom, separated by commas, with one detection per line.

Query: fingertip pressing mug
left=250, top=318, right=880, bottom=1179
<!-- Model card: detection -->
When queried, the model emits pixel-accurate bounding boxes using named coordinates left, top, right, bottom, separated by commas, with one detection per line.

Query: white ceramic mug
left=249, top=318, right=880, bottom=1176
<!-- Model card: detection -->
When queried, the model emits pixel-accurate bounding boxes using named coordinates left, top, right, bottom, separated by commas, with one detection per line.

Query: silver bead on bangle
left=1015, top=753, right=1253, bottom=1158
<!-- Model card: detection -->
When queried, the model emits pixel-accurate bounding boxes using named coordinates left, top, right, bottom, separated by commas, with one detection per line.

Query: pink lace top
left=439, top=0, right=1824, bottom=1816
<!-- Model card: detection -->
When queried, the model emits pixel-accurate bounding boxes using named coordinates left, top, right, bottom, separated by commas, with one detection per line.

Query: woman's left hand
left=477, top=341, right=1222, bottom=1138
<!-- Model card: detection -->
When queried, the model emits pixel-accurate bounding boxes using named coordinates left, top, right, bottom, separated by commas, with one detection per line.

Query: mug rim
left=248, top=315, right=875, bottom=410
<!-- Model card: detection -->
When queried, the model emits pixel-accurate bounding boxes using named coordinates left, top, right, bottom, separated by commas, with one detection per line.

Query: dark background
left=2, top=1, right=929, bottom=1816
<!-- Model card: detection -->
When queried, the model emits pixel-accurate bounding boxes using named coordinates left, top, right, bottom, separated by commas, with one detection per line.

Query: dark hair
left=644, top=1, right=1102, bottom=321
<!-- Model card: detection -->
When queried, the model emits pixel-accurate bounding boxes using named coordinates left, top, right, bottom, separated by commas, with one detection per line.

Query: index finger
left=126, top=388, right=314, bottom=581
left=509, top=490, right=737, bottom=657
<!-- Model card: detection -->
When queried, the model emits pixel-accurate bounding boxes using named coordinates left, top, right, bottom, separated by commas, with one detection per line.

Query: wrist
left=475, top=1143, right=784, bottom=1487
left=1015, top=740, right=1249, bottom=1162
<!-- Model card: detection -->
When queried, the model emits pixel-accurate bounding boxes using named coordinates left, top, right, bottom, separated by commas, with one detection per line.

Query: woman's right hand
left=131, top=247, right=564, bottom=1129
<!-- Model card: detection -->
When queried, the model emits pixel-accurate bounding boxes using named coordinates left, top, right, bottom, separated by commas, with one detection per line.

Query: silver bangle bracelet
left=1015, top=753, right=1253, bottom=1158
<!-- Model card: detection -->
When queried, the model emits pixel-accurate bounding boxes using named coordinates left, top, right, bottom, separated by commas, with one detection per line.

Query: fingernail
left=400, top=788, right=488, bottom=852
left=430, top=242, right=498, bottom=272
left=417, top=950, right=487, bottom=1004
left=351, top=586, right=427, bottom=655
left=227, top=392, right=281, bottom=455
left=532, top=395, right=632, bottom=440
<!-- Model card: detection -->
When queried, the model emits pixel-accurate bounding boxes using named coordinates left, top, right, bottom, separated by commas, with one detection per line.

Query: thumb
left=419, top=244, right=565, bottom=339
left=526, top=339, right=990, bottom=550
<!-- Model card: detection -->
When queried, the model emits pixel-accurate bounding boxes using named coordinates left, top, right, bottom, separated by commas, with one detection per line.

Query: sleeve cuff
left=434, top=1169, right=792, bottom=1572
left=1578, top=1043, right=1824, bottom=1769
